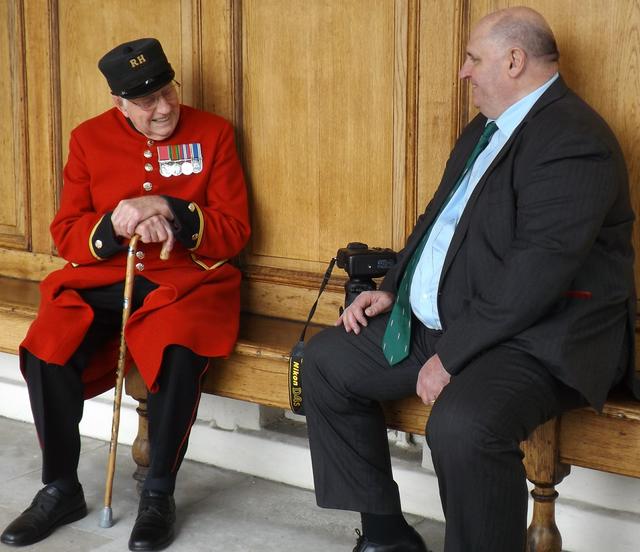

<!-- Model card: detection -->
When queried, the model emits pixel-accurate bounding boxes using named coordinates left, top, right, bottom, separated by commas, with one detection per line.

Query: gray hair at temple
left=489, top=7, right=560, bottom=62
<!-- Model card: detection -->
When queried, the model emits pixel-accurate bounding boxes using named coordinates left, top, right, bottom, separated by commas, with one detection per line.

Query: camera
left=336, top=242, right=397, bottom=307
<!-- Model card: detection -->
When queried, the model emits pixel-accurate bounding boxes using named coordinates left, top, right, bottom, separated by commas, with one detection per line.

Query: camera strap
left=288, top=256, right=336, bottom=414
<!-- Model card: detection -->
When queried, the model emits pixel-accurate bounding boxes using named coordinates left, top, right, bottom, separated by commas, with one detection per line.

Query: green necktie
left=382, top=121, right=498, bottom=366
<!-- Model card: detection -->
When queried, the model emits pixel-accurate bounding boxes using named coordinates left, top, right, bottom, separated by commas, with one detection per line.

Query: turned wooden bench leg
left=521, top=417, right=570, bottom=552
left=124, top=368, right=150, bottom=493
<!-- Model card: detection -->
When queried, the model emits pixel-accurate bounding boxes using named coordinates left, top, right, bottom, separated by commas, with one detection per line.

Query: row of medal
left=157, top=143, right=203, bottom=177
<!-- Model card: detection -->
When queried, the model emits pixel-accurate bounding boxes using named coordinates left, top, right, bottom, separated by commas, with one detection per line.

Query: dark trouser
left=302, top=313, right=586, bottom=552
left=24, top=277, right=208, bottom=495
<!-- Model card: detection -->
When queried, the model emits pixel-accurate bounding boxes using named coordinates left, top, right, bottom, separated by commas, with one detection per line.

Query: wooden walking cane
left=99, top=235, right=170, bottom=528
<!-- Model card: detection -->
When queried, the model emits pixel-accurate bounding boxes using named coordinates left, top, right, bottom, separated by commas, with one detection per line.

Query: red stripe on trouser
left=170, top=359, right=209, bottom=473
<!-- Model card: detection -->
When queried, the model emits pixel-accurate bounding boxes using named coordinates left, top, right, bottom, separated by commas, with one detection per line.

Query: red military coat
left=21, top=105, right=251, bottom=397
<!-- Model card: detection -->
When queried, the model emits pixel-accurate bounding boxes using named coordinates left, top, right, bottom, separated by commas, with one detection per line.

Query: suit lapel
left=437, top=77, right=570, bottom=288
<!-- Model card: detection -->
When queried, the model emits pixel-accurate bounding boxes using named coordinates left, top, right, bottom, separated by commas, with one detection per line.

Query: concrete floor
left=0, top=417, right=445, bottom=551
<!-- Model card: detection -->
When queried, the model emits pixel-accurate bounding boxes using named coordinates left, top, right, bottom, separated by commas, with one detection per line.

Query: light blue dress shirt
left=410, top=73, right=559, bottom=329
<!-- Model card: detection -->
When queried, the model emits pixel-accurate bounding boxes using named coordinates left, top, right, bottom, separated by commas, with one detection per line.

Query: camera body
left=336, top=242, right=396, bottom=306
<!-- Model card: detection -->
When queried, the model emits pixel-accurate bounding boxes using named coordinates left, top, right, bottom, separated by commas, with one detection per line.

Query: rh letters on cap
left=129, top=54, right=147, bottom=68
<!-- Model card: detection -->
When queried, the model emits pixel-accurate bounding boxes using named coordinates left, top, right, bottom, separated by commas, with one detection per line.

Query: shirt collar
left=489, top=73, right=559, bottom=139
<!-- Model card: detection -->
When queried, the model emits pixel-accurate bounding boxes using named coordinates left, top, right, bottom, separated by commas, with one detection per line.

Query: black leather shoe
left=128, top=490, right=176, bottom=551
left=0, top=485, right=87, bottom=546
left=352, top=527, right=431, bottom=552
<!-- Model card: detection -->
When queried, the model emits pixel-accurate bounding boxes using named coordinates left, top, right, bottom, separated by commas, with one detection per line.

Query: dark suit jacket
left=381, top=76, right=637, bottom=409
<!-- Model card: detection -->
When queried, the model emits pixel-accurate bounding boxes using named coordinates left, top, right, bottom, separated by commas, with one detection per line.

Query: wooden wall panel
left=23, top=0, right=59, bottom=257
left=0, top=1, right=17, bottom=231
left=416, top=0, right=467, bottom=226
left=200, top=0, right=235, bottom=121
left=0, top=0, right=28, bottom=249
left=241, top=0, right=396, bottom=273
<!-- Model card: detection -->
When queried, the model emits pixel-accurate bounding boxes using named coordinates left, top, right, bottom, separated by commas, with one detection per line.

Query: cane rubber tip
left=99, top=507, right=113, bottom=528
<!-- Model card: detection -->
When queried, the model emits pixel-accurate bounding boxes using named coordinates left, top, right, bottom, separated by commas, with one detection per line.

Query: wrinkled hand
left=336, top=290, right=395, bottom=334
left=416, top=353, right=451, bottom=405
left=111, top=196, right=174, bottom=238
left=133, top=215, right=175, bottom=254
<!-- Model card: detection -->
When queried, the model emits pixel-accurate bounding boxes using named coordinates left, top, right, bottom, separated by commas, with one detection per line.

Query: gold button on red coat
left=143, top=182, right=153, bottom=192
left=135, top=262, right=144, bottom=271
left=136, top=251, right=145, bottom=259
left=144, top=163, right=153, bottom=172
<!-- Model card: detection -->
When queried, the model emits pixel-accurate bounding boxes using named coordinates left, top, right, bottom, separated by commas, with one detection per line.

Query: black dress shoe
left=128, top=490, right=176, bottom=551
left=352, top=527, right=431, bottom=552
left=0, top=484, right=87, bottom=546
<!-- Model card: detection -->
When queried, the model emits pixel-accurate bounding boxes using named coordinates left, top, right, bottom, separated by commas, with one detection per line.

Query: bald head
left=459, top=7, right=560, bottom=118
left=484, top=7, right=559, bottom=64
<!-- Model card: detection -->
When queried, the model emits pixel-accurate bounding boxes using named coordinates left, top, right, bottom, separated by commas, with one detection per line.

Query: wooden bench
left=1, top=276, right=639, bottom=552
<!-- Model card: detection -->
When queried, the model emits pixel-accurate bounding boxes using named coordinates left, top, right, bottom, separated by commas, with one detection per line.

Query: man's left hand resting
left=416, top=353, right=451, bottom=405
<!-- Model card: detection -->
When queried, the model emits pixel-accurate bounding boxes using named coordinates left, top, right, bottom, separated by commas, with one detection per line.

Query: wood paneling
left=201, top=0, right=235, bottom=120
left=0, top=0, right=28, bottom=249
left=416, top=0, right=468, bottom=225
left=237, top=0, right=419, bottom=322
left=23, top=0, right=60, bottom=255
left=241, top=0, right=396, bottom=271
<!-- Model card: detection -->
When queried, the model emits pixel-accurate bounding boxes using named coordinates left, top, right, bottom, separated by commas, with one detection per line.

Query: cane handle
left=160, top=240, right=171, bottom=261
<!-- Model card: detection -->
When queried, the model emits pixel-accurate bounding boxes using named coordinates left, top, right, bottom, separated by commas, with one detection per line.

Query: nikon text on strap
left=288, top=257, right=336, bottom=414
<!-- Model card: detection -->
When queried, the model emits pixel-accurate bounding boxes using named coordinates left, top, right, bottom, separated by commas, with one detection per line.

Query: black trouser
left=302, top=313, right=586, bottom=552
left=24, top=277, right=208, bottom=495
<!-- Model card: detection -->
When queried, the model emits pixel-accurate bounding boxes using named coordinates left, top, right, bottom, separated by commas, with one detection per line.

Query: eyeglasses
left=128, top=81, right=181, bottom=111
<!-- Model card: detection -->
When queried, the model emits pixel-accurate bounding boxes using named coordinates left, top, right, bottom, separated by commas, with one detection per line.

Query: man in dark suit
left=302, top=6, right=636, bottom=552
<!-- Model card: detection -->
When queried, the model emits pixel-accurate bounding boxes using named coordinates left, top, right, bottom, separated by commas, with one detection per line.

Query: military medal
left=192, top=143, right=203, bottom=173
left=181, top=161, right=193, bottom=175
left=157, top=143, right=203, bottom=178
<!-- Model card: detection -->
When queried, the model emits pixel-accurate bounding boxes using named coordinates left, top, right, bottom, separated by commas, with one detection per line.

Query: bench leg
left=527, top=484, right=562, bottom=552
left=521, top=418, right=570, bottom=552
left=124, top=369, right=150, bottom=492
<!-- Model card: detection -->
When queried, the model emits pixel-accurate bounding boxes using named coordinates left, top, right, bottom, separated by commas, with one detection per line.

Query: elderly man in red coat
left=1, top=38, right=250, bottom=551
